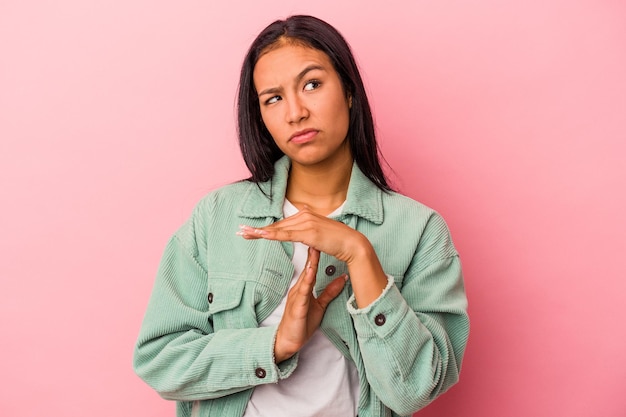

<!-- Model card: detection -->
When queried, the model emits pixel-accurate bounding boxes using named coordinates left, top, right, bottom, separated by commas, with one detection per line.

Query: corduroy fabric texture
left=134, top=156, right=469, bottom=417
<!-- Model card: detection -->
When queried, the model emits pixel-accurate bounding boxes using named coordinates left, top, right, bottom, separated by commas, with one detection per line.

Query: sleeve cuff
left=272, top=326, right=299, bottom=380
left=346, top=274, right=395, bottom=314
left=244, top=326, right=299, bottom=386
left=346, top=274, right=412, bottom=339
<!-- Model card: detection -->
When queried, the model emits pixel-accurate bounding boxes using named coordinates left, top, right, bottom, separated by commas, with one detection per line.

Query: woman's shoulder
left=380, top=190, right=456, bottom=240
left=382, top=189, right=440, bottom=219
left=380, top=191, right=458, bottom=258
left=193, top=179, right=256, bottom=213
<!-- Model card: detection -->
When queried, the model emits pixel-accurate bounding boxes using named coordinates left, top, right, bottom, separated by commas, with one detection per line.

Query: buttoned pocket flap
left=207, top=278, right=245, bottom=314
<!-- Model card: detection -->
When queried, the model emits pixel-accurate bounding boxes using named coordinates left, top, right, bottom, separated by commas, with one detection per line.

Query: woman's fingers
left=315, top=275, right=348, bottom=310
left=274, top=248, right=349, bottom=362
left=237, top=209, right=321, bottom=240
left=237, top=218, right=310, bottom=240
left=297, top=247, right=319, bottom=291
left=236, top=225, right=269, bottom=239
left=237, top=211, right=362, bottom=264
left=274, top=247, right=320, bottom=362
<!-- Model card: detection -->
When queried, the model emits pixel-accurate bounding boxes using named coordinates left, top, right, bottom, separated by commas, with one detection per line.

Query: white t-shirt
left=242, top=200, right=360, bottom=417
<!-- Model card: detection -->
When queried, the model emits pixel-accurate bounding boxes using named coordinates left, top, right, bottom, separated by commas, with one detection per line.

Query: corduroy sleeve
left=347, top=212, right=469, bottom=416
left=133, top=200, right=298, bottom=401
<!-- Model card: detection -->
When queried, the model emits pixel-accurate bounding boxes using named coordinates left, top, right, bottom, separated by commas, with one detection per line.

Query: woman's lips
left=289, top=129, right=318, bottom=144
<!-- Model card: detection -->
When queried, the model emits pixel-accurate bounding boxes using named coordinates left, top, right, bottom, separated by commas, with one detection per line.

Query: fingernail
left=344, top=274, right=349, bottom=282
left=239, top=225, right=267, bottom=235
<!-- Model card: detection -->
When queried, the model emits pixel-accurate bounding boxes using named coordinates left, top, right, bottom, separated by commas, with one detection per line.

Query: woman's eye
left=304, top=81, right=321, bottom=91
left=266, top=95, right=281, bottom=105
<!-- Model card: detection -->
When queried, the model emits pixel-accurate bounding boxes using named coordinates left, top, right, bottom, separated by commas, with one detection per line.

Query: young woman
left=134, top=15, right=469, bottom=417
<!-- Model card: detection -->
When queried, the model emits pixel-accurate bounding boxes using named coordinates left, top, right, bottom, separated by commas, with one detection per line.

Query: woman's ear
left=348, top=94, right=353, bottom=109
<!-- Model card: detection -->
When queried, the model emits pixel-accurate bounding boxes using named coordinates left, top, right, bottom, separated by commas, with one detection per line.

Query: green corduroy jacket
left=134, top=156, right=469, bottom=417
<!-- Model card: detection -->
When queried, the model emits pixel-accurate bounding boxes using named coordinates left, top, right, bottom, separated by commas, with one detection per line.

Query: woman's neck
left=286, top=155, right=353, bottom=216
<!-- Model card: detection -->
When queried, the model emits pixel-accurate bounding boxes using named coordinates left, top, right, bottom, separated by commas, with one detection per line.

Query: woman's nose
left=286, top=95, right=309, bottom=124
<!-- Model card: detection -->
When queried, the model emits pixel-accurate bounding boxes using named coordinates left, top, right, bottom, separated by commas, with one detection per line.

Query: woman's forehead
left=253, top=44, right=333, bottom=85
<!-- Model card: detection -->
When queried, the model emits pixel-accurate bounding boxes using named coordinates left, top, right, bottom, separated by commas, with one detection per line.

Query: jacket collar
left=238, top=156, right=384, bottom=225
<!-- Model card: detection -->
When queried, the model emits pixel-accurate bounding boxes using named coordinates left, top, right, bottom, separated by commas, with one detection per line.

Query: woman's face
left=253, top=43, right=352, bottom=168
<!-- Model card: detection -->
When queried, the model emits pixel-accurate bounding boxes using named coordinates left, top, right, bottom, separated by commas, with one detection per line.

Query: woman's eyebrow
left=258, top=64, right=326, bottom=97
left=295, top=64, right=325, bottom=83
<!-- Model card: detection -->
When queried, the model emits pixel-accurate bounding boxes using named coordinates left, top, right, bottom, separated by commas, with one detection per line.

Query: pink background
left=1, top=1, right=625, bottom=416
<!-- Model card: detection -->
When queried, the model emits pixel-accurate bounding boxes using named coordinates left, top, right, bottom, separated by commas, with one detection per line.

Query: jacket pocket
left=207, top=278, right=247, bottom=330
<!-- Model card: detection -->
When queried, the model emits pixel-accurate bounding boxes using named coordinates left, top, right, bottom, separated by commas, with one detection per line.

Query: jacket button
left=207, top=293, right=214, bottom=303
left=255, top=367, right=266, bottom=379
left=374, top=314, right=386, bottom=326
left=325, top=265, right=336, bottom=276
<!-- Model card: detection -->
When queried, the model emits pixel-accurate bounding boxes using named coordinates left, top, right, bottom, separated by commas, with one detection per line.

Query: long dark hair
left=237, top=15, right=391, bottom=191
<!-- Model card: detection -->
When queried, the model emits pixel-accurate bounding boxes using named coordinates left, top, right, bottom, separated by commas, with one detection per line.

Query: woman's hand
left=238, top=205, right=389, bottom=312
left=237, top=206, right=365, bottom=264
left=273, top=247, right=347, bottom=363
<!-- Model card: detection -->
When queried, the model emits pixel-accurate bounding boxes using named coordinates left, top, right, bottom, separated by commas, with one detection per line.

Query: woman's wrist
left=346, top=236, right=388, bottom=308
left=273, top=327, right=296, bottom=364
left=345, top=232, right=374, bottom=266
